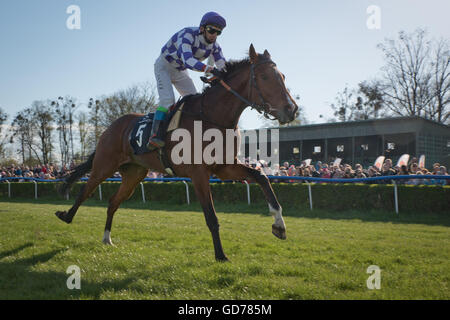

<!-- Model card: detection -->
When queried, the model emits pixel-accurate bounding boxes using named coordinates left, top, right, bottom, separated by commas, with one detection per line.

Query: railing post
left=140, top=182, right=145, bottom=203
left=33, top=180, right=38, bottom=199
left=6, top=180, right=11, bottom=198
left=392, top=180, right=399, bottom=214
left=98, top=184, right=102, bottom=201
left=243, top=181, right=251, bottom=205
left=307, top=181, right=313, bottom=210
left=182, top=180, right=190, bottom=205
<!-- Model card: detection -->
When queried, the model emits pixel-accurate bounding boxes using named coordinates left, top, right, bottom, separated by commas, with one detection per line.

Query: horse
left=55, top=44, right=299, bottom=262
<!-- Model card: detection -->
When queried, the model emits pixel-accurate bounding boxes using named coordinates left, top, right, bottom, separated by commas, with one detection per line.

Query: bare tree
left=87, top=98, right=102, bottom=150
left=52, top=96, right=77, bottom=167
left=31, top=101, right=54, bottom=164
left=355, top=80, right=388, bottom=119
left=328, top=80, right=389, bottom=122
left=96, top=82, right=158, bottom=128
left=77, top=110, right=89, bottom=161
left=330, top=84, right=357, bottom=122
left=377, top=29, right=438, bottom=119
left=0, top=107, right=8, bottom=158
left=10, top=108, right=42, bottom=165
left=429, top=38, right=450, bottom=124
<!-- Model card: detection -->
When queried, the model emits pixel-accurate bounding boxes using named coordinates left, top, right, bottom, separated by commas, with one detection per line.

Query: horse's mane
left=219, top=58, right=252, bottom=80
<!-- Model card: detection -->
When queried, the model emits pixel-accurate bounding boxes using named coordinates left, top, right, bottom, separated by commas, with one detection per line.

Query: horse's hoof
left=102, top=240, right=114, bottom=246
left=55, top=211, right=72, bottom=224
left=272, top=224, right=287, bottom=240
left=216, top=255, right=229, bottom=262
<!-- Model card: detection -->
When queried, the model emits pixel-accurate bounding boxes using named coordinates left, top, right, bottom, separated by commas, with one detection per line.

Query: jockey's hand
left=205, top=66, right=222, bottom=79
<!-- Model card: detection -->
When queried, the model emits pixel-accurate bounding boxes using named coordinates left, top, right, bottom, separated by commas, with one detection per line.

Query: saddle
left=129, top=96, right=192, bottom=175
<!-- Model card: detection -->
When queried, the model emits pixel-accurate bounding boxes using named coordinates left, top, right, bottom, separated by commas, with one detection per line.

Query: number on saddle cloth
left=129, top=99, right=186, bottom=155
left=130, top=113, right=155, bottom=155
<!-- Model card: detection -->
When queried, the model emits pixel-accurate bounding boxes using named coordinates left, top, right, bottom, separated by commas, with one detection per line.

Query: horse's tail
left=59, top=151, right=96, bottom=196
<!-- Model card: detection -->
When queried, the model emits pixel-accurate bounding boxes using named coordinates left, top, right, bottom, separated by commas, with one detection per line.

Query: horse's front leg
left=191, top=169, right=228, bottom=262
left=215, top=164, right=286, bottom=240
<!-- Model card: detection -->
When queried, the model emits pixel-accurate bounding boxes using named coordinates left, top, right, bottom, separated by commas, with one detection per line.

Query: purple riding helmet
left=200, top=12, right=227, bottom=29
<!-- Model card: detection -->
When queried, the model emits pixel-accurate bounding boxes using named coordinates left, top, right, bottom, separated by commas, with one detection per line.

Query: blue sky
left=1, top=0, right=449, bottom=129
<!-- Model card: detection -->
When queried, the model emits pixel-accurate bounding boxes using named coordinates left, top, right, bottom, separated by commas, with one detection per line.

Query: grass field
left=0, top=198, right=449, bottom=300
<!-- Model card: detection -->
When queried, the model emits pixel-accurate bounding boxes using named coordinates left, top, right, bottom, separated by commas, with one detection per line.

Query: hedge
left=0, top=181, right=449, bottom=213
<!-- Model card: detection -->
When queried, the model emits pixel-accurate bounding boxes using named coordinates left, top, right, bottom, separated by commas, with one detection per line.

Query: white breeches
left=154, top=55, right=198, bottom=109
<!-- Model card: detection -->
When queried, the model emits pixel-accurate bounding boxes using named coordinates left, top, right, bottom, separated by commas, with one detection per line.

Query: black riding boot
left=146, top=118, right=166, bottom=151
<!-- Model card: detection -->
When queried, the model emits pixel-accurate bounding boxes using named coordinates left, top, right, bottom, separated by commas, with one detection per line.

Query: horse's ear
left=249, top=44, right=258, bottom=63
left=263, top=49, right=271, bottom=59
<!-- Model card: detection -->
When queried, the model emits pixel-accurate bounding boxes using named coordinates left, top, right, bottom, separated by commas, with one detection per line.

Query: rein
left=207, top=59, right=278, bottom=120
left=182, top=59, right=278, bottom=129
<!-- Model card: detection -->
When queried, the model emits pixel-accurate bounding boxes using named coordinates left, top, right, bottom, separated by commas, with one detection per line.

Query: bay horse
left=55, top=44, right=299, bottom=261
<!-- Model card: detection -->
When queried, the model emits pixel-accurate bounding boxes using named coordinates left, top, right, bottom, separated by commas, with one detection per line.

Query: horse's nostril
left=285, top=104, right=297, bottom=114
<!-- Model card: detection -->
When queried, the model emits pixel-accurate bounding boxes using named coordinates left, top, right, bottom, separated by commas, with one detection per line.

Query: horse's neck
left=202, top=67, right=251, bottom=129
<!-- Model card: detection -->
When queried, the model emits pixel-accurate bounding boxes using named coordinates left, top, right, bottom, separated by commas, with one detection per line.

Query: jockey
left=147, top=11, right=227, bottom=150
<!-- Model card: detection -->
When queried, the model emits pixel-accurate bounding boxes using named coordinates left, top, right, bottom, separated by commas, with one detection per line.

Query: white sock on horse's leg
left=269, top=203, right=286, bottom=230
left=103, top=230, right=113, bottom=245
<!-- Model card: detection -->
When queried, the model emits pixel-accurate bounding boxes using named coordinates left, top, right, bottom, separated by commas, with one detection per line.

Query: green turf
left=0, top=198, right=449, bottom=299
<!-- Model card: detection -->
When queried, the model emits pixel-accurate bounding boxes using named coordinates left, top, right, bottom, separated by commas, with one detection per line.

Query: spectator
left=435, top=166, right=448, bottom=186
left=320, top=167, right=331, bottom=179
left=381, top=163, right=396, bottom=176
left=272, top=163, right=280, bottom=176
left=355, top=168, right=367, bottom=179
left=409, top=162, right=420, bottom=174
left=385, top=158, right=393, bottom=169
left=398, top=165, right=410, bottom=184
left=310, top=165, right=321, bottom=178
left=303, top=167, right=311, bottom=177
left=367, top=166, right=381, bottom=184
left=333, top=168, right=344, bottom=179
left=399, top=165, right=409, bottom=175
left=315, top=161, right=322, bottom=171
left=410, top=171, right=424, bottom=185
left=432, top=163, right=441, bottom=175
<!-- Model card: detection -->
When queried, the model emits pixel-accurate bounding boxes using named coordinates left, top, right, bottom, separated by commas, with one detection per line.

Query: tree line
left=328, top=29, right=449, bottom=124
left=0, top=82, right=157, bottom=167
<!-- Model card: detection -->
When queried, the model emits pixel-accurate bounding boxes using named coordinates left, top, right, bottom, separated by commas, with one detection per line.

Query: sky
left=1, top=0, right=449, bottom=129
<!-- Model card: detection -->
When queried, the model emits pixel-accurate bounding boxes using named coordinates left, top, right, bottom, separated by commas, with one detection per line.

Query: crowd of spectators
left=0, top=163, right=73, bottom=181
left=245, top=157, right=448, bottom=186
left=1, top=157, right=448, bottom=186
left=0, top=162, right=167, bottom=181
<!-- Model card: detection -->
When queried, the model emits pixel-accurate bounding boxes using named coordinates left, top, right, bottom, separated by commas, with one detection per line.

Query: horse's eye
left=261, top=74, right=269, bottom=81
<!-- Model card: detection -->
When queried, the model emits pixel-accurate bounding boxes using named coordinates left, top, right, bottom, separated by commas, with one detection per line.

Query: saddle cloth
left=129, top=100, right=186, bottom=155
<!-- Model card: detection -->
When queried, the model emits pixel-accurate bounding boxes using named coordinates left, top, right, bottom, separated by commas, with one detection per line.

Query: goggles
left=205, top=26, right=222, bottom=35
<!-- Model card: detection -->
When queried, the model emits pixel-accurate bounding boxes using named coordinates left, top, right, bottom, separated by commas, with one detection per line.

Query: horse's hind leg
left=56, top=159, right=119, bottom=224
left=215, top=164, right=286, bottom=240
left=103, top=164, right=148, bottom=245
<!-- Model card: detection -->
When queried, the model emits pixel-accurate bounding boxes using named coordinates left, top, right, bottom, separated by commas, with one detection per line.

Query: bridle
left=192, top=59, right=278, bottom=128
left=247, top=59, right=278, bottom=121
